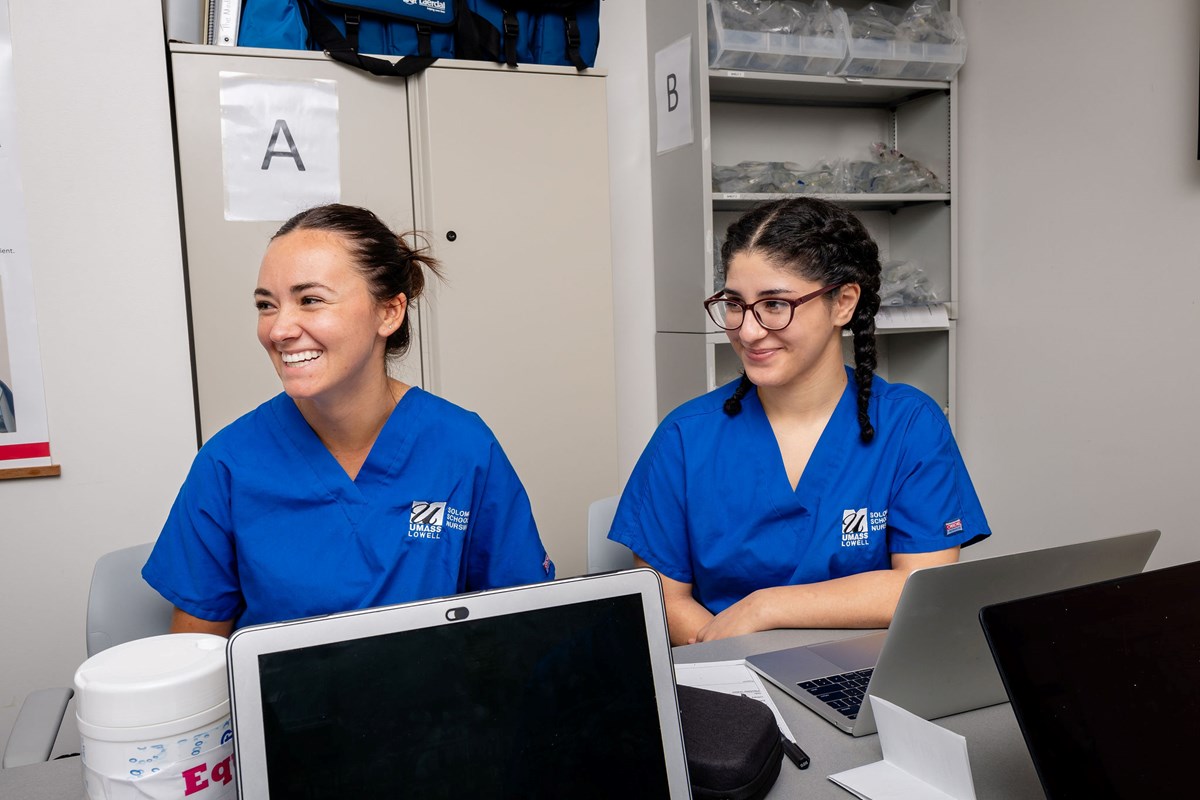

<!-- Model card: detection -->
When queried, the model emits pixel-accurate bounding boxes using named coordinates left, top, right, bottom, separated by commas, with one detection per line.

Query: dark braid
left=723, top=373, right=754, bottom=416
left=719, top=197, right=882, bottom=442
left=851, top=286, right=880, bottom=442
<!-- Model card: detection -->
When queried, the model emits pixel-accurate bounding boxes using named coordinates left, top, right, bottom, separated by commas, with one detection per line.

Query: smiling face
left=723, top=250, right=859, bottom=393
left=254, top=228, right=405, bottom=408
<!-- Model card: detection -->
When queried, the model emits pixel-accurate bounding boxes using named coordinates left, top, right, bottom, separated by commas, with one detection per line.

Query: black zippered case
left=677, top=684, right=785, bottom=800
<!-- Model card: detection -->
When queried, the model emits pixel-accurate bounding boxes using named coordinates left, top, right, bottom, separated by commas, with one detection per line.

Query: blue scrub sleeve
left=142, top=452, right=245, bottom=622
left=887, top=402, right=989, bottom=554
left=464, top=439, right=554, bottom=590
left=608, top=423, right=696, bottom=585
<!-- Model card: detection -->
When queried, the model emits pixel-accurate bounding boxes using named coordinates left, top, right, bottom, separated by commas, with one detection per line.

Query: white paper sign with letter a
left=220, top=72, right=341, bottom=222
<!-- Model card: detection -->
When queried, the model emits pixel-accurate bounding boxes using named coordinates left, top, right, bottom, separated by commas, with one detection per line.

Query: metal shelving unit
left=648, top=0, right=960, bottom=425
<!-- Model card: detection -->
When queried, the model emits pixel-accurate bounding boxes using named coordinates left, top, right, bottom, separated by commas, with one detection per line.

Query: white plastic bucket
left=74, top=634, right=236, bottom=800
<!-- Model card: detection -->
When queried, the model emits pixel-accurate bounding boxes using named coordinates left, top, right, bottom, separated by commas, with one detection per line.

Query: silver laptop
left=227, top=569, right=693, bottom=799
left=745, top=530, right=1160, bottom=737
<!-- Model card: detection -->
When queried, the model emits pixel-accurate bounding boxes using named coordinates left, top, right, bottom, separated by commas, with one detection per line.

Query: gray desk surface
left=675, top=628, right=1045, bottom=800
left=0, top=755, right=81, bottom=800
left=0, top=629, right=1044, bottom=799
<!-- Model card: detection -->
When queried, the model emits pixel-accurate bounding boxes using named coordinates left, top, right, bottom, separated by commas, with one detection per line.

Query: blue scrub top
left=610, top=368, right=989, bottom=614
left=143, top=388, right=553, bottom=628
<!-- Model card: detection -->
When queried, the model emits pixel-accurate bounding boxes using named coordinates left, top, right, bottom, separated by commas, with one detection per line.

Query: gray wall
left=1, top=0, right=196, bottom=757
left=955, top=0, right=1200, bottom=567
left=596, top=0, right=658, bottom=481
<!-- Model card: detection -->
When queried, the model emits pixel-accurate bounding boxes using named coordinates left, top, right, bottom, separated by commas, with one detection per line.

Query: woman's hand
left=640, top=547, right=961, bottom=644
left=694, top=548, right=963, bottom=642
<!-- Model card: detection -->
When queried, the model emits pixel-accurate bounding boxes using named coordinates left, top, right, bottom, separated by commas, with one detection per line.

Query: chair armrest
left=2, top=687, right=74, bottom=769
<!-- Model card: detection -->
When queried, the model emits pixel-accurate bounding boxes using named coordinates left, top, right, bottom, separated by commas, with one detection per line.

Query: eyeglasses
left=704, top=284, right=843, bottom=331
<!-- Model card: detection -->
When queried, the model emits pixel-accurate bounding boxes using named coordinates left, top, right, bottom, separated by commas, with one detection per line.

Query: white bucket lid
left=74, top=633, right=228, bottom=730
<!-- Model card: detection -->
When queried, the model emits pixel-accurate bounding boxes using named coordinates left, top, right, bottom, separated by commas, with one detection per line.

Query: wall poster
left=0, top=0, right=53, bottom=470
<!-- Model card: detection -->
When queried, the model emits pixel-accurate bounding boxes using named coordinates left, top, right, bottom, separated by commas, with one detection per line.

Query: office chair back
left=3, top=542, right=174, bottom=769
left=587, top=496, right=634, bottom=573
left=85, top=542, right=174, bottom=657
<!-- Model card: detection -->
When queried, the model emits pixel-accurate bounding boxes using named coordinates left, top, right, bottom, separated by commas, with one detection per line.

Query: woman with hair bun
left=144, top=204, right=553, bottom=635
left=610, top=197, right=988, bottom=645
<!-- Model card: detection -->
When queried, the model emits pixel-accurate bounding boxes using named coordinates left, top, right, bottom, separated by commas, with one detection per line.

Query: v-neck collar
left=270, top=388, right=421, bottom=511
left=745, top=371, right=858, bottom=516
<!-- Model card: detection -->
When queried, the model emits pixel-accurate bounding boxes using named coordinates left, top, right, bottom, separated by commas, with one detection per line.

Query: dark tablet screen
left=980, top=560, right=1200, bottom=799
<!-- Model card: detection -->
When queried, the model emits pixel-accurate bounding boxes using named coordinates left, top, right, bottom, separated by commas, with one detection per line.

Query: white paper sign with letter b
left=654, top=35, right=694, bottom=155
left=220, top=72, right=341, bottom=222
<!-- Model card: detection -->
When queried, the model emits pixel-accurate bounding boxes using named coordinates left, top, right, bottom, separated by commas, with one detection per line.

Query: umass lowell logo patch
left=408, top=501, right=469, bottom=540
left=841, top=507, right=887, bottom=547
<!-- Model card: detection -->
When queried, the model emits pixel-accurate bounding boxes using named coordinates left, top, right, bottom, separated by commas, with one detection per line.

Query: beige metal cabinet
left=170, top=46, right=617, bottom=575
left=171, top=45, right=419, bottom=440
left=410, top=62, right=619, bottom=575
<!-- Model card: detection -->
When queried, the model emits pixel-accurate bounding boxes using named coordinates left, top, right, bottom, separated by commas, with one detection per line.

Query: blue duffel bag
left=238, top=0, right=600, bottom=75
left=462, top=1, right=601, bottom=70
left=239, top=0, right=459, bottom=76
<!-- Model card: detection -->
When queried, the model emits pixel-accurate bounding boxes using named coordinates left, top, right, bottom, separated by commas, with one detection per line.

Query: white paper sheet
left=674, top=659, right=797, bottom=744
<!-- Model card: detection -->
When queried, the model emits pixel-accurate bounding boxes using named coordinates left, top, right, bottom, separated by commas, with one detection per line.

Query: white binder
left=214, top=0, right=239, bottom=46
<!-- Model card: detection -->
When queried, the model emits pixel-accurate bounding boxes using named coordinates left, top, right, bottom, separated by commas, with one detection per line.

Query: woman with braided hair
left=609, top=197, right=988, bottom=645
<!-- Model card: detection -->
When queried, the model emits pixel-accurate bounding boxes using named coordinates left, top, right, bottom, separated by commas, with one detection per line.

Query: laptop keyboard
left=798, top=668, right=873, bottom=719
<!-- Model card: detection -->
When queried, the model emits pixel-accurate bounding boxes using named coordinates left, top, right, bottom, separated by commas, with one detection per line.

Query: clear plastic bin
left=839, top=36, right=965, bottom=80
left=707, top=0, right=847, bottom=76
left=892, top=40, right=966, bottom=80
left=838, top=36, right=907, bottom=79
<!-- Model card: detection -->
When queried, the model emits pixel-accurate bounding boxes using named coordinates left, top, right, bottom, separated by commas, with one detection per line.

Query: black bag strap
left=343, top=10, right=361, bottom=51
left=494, top=3, right=590, bottom=71
left=502, top=8, right=520, bottom=68
left=562, top=12, right=585, bottom=71
left=300, top=0, right=437, bottom=78
left=414, top=22, right=433, bottom=58
left=496, top=8, right=516, bottom=67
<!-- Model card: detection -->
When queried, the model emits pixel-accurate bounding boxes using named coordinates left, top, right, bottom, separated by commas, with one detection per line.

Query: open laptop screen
left=980, top=560, right=1200, bottom=798
left=232, top=574, right=686, bottom=799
